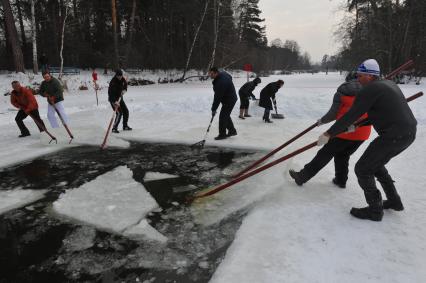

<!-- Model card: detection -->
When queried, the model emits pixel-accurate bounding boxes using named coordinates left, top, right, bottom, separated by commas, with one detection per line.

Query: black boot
left=350, top=205, right=384, bottom=221
left=227, top=129, right=237, bottom=137
left=332, top=178, right=346, bottom=189
left=214, top=134, right=227, bottom=140
left=123, top=125, right=132, bottom=131
left=263, top=118, right=273, bottom=123
left=289, top=170, right=304, bottom=186
left=383, top=198, right=404, bottom=211
left=112, top=128, right=119, bottom=133
left=18, top=132, right=30, bottom=138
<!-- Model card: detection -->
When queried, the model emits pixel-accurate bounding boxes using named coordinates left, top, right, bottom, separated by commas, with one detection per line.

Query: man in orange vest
left=289, top=72, right=372, bottom=188
left=10, top=81, right=46, bottom=137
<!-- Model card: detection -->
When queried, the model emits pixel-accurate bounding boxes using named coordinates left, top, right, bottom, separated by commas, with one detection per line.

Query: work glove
left=347, top=124, right=356, bottom=133
left=317, top=119, right=323, bottom=126
left=212, top=110, right=216, bottom=117
left=48, top=96, right=56, bottom=104
left=317, top=133, right=330, bottom=146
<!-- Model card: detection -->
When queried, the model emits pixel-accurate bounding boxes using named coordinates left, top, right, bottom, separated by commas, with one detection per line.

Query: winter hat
left=357, top=59, right=380, bottom=76
left=115, top=69, right=123, bottom=76
left=254, top=77, right=261, bottom=84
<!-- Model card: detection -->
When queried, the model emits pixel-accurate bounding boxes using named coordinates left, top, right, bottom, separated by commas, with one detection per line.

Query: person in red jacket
left=289, top=72, right=372, bottom=188
left=10, top=81, right=46, bottom=137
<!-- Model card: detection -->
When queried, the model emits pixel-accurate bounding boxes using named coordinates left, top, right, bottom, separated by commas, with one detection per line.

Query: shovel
left=191, top=113, right=216, bottom=149
left=271, top=101, right=284, bottom=119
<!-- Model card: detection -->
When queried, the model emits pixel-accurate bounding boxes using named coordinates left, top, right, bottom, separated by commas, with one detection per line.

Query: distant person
left=39, top=53, right=48, bottom=73
left=208, top=67, right=238, bottom=140
left=39, top=71, right=69, bottom=128
left=289, top=71, right=371, bottom=188
left=92, top=68, right=98, bottom=89
left=317, top=59, right=417, bottom=221
left=259, top=80, right=284, bottom=123
left=108, top=69, right=131, bottom=133
left=238, top=77, right=261, bottom=119
left=10, top=81, right=46, bottom=137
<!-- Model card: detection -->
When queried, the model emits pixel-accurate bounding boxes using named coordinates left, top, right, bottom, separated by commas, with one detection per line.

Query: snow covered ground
left=0, top=70, right=425, bottom=282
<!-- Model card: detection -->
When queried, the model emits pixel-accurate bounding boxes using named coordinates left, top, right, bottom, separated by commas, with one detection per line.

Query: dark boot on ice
left=214, top=134, right=227, bottom=140
left=332, top=178, right=346, bottom=189
left=350, top=205, right=384, bottom=221
left=123, top=125, right=132, bottom=131
left=289, top=170, right=304, bottom=186
left=383, top=198, right=404, bottom=211
left=18, top=132, right=30, bottom=138
left=263, top=118, right=273, bottom=123
left=112, top=128, right=119, bottom=133
left=227, top=129, right=237, bottom=137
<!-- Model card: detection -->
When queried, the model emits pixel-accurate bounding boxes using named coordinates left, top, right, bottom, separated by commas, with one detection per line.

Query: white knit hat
left=357, top=59, right=380, bottom=76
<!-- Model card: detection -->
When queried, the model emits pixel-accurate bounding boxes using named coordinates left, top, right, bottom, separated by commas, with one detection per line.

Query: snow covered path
left=1, top=71, right=425, bottom=282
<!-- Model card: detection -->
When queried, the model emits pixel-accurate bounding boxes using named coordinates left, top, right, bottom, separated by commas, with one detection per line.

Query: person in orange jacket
left=289, top=72, right=372, bottom=188
left=10, top=81, right=46, bottom=137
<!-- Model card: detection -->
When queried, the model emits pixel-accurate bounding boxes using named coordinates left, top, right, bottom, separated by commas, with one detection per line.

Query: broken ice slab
left=123, top=219, right=168, bottom=243
left=0, top=189, right=47, bottom=215
left=52, top=166, right=158, bottom=234
left=143, top=172, right=180, bottom=182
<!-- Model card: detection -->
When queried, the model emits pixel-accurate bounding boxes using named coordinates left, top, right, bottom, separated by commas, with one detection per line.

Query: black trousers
left=239, top=96, right=249, bottom=109
left=354, top=133, right=416, bottom=206
left=110, top=99, right=129, bottom=129
left=15, top=109, right=45, bottom=134
left=219, top=101, right=236, bottom=136
left=263, top=109, right=271, bottom=120
left=299, top=138, right=364, bottom=184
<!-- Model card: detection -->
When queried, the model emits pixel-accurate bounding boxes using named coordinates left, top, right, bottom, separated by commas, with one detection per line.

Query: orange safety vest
left=336, top=95, right=371, bottom=141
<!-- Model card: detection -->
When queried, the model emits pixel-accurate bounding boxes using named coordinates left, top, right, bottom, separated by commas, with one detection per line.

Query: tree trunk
left=59, top=4, right=69, bottom=79
left=125, top=0, right=137, bottom=67
left=181, top=0, right=210, bottom=80
left=16, top=0, right=28, bottom=63
left=31, top=0, right=39, bottom=74
left=206, top=0, right=220, bottom=73
left=111, top=0, right=120, bottom=69
left=2, top=0, right=25, bottom=72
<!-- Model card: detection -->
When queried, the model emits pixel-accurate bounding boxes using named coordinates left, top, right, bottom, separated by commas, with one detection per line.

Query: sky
left=258, top=0, right=346, bottom=63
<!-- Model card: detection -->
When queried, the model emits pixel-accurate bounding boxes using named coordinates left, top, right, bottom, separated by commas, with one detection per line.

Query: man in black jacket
left=259, top=80, right=284, bottom=123
left=108, top=69, right=132, bottom=133
left=209, top=67, right=238, bottom=140
left=318, top=59, right=417, bottom=221
left=238, top=77, right=261, bottom=119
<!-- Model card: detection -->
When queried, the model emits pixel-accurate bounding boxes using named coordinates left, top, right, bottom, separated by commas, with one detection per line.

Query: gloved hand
left=48, top=96, right=56, bottom=104
left=317, top=119, right=323, bottom=126
left=317, top=133, right=330, bottom=146
left=114, top=101, right=120, bottom=107
left=347, top=124, right=356, bottom=133
left=212, top=110, right=216, bottom=117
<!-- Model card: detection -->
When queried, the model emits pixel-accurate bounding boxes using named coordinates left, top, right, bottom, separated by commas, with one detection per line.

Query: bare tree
left=2, top=0, right=25, bottom=72
left=111, top=0, right=120, bottom=69
left=206, top=0, right=221, bottom=72
left=59, top=1, right=70, bottom=79
left=181, top=0, right=210, bottom=80
left=31, top=0, right=39, bottom=74
left=125, top=0, right=137, bottom=67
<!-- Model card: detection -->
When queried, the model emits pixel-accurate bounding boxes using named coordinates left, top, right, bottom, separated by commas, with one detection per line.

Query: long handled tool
left=29, top=113, right=57, bottom=144
left=52, top=104, right=74, bottom=144
left=193, top=91, right=422, bottom=200
left=94, top=81, right=99, bottom=106
left=233, top=60, right=416, bottom=179
left=191, top=113, right=216, bottom=149
left=271, top=100, right=284, bottom=119
left=100, top=96, right=122, bottom=149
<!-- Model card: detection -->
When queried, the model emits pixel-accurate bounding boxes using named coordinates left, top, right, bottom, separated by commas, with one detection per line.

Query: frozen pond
left=0, top=142, right=259, bottom=282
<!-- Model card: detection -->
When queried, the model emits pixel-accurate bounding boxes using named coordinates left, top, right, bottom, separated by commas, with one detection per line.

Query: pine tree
left=237, top=0, right=266, bottom=47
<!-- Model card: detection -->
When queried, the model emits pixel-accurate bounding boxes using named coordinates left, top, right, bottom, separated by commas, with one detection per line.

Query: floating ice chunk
left=62, top=226, right=97, bottom=252
left=0, top=189, right=46, bottom=215
left=52, top=166, right=158, bottom=233
left=123, top=219, right=168, bottom=243
left=143, top=172, right=179, bottom=182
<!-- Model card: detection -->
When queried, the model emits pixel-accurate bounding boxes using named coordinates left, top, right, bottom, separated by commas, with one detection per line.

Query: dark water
left=0, top=142, right=258, bottom=283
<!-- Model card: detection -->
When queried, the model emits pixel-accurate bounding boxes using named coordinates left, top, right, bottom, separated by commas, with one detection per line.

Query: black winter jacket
left=211, top=72, right=237, bottom=112
left=327, top=79, right=417, bottom=138
left=239, top=81, right=258, bottom=100
left=108, top=76, right=128, bottom=103
left=259, top=82, right=281, bottom=110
